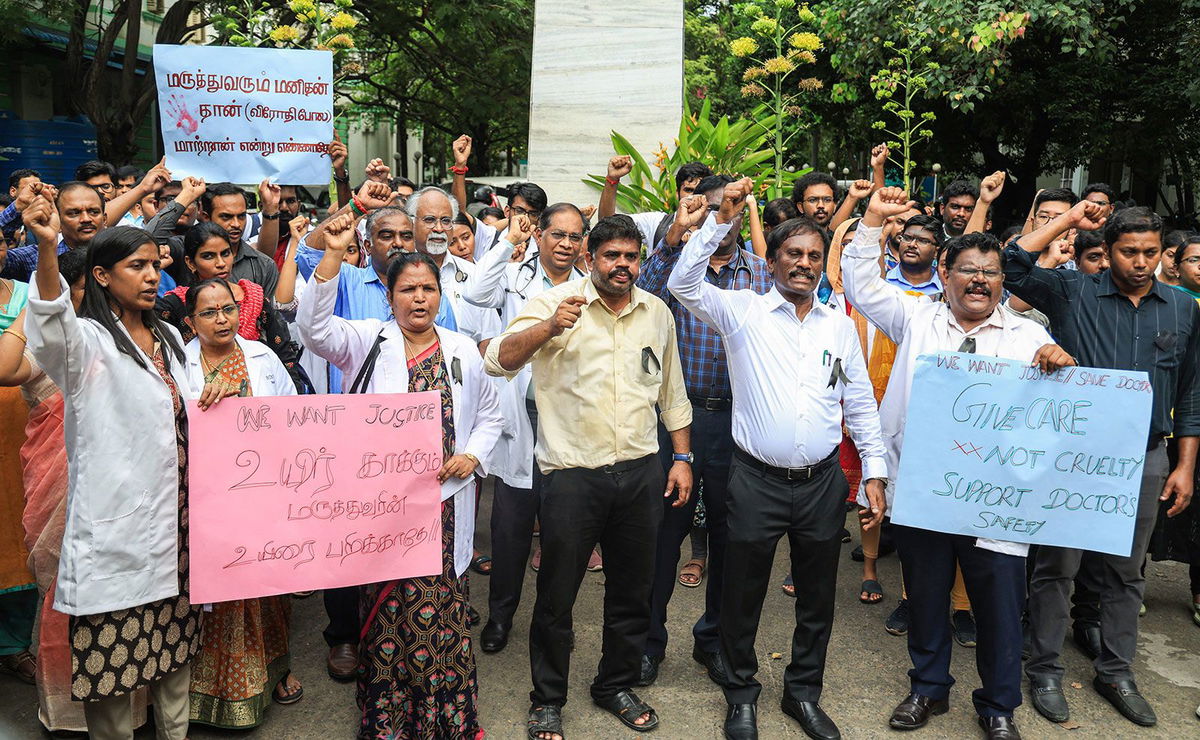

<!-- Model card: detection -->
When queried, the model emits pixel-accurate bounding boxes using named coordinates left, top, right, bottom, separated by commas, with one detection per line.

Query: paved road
left=3, top=499, right=1198, bottom=739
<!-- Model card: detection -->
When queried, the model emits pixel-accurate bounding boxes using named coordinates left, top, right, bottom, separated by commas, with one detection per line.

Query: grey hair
left=405, top=186, right=459, bottom=221
left=364, top=205, right=408, bottom=239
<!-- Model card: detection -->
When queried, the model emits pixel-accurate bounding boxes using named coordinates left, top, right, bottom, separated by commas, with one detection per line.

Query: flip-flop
left=678, top=559, right=706, bottom=588
left=593, top=690, right=659, bottom=732
left=860, top=579, right=884, bottom=604
left=470, top=554, right=493, bottom=576
left=527, top=704, right=564, bottom=740
left=273, top=672, right=304, bottom=705
left=781, top=574, right=796, bottom=598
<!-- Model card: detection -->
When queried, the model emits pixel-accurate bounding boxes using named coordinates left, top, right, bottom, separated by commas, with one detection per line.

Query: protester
left=2, top=183, right=104, bottom=281
left=1159, top=229, right=1186, bottom=287
left=668, top=179, right=887, bottom=740
left=461, top=205, right=588, bottom=655
left=938, top=181, right=979, bottom=238
left=274, top=215, right=335, bottom=394
left=746, top=195, right=800, bottom=257
left=298, top=214, right=501, bottom=740
left=178, top=277, right=301, bottom=727
left=0, top=226, right=36, bottom=691
left=74, top=160, right=118, bottom=202
left=156, top=222, right=309, bottom=392
left=791, top=172, right=838, bottom=229
left=844, top=187, right=1075, bottom=740
left=635, top=176, right=772, bottom=690
left=25, top=213, right=199, bottom=740
left=1021, top=187, right=1078, bottom=238
left=1081, top=183, right=1117, bottom=221
left=600, top=155, right=713, bottom=251
left=187, top=183, right=281, bottom=295
left=486, top=214, right=692, bottom=740
left=887, top=213, right=944, bottom=295
left=1007, top=202, right=1198, bottom=728
left=0, top=169, right=42, bottom=240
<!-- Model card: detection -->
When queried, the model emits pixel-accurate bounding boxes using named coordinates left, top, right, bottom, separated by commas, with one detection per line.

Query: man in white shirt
left=842, top=188, right=1075, bottom=740
left=668, top=180, right=888, bottom=740
left=599, top=156, right=713, bottom=252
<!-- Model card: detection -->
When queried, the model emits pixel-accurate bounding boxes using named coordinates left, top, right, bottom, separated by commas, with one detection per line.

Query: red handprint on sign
left=165, top=94, right=199, bottom=135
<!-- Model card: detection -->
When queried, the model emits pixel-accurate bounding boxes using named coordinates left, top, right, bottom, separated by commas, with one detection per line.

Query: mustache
left=426, top=232, right=448, bottom=243
left=965, top=284, right=992, bottom=297
left=607, top=268, right=632, bottom=279
left=788, top=268, right=816, bottom=280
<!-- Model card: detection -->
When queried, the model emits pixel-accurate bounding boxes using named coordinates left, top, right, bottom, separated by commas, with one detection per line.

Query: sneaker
left=587, top=548, right=603, bottom=572
left=885, top=599, right=909, bottom=636
left=530, top=547, right=542, bottom=572
left=952, top=610, right=977, bottom=647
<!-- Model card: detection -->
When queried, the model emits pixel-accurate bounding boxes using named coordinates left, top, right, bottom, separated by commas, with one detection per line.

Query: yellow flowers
left=797, top=4, right=817, bottom=23
left=730, top=37, right=759, bottom=58
left=751, top=17, right=781, bottom=36
left=789, top=32, right=822, bottom=51
left=269, top=25, right=301, bottom=44
left=740, top=83, right=768, bottom=98
left=792, top=50, right=817, bottom=65
left=288, top=0, right=317, bottom=14
left=326, top=33, right=355, bottom=49
left=743, top=66, right=767, bottom=81
left=330, top=11, right=357, bottom=30
left=763, top=56, right=795, bottom=75
left=797, top=77, right=823, bottom=92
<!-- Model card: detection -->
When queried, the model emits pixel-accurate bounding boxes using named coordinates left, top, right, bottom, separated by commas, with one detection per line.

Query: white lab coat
left=181, top=334, right=299, bottom=399
left=26, top=276, right=193, bottom=616
left=461, top=238, right=585, bottom=488
left=297, top=271, right=503, bottom=577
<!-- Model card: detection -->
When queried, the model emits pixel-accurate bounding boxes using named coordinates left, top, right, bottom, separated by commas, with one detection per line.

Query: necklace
left=402, top=332, right=437, bottom=362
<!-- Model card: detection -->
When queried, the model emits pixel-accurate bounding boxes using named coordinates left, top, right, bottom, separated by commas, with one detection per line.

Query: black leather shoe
left=723, top=703, right=757, bottom=739
left=1029, top=677, right=1069, bottom=723
left=636, top=654, right=663, bottom=687
left=1072, top=623, right=1101, bottom=661
left=693, top=645, right=729, bottom=686
left=1092, top=676, right=1157, bottom=726
left=479, top=620, right=509, bottom=653
left=888, top=692, right=948, bottom=730
left=780, top=696, right=840, bottom=740
left=978, top=715, right=1022, bottom=739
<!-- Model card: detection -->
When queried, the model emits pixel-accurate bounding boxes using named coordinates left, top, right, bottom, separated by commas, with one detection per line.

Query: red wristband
left=606, top=176, right=620, bottom=186
left=450, top=165, right=468, bottom=175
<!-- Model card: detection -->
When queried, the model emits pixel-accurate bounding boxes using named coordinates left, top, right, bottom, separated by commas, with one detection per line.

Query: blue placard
left=892, top=352, right=1153, bottom=556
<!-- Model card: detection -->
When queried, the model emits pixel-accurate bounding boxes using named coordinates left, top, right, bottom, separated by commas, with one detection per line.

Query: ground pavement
left=2, top=490, right=1198, bottom=739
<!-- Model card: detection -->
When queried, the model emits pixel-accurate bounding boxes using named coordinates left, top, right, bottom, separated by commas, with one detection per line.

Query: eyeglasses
left=92, top=182, right=115, bottom=193
left=952, top=266, right=1002, bottom=280
left=194, top=304, right=239, bottom=320
left=1033, top=211, right=1060, bottom=225
left=547, top=229, right=585, bottom=245
left=420, top=216, right=454, bottom=229
left=803, top=196, right=834, bottom=206
left=898, top=233, right=937, bottom=248
left=1181, top=256, right=1200, bottom=265
left=510, top=204, right=541, bottom=219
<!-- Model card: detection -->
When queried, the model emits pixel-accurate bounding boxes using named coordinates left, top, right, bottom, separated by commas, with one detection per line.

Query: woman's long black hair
left=80, top=226, right=184, bottom=372
left=182, top=222, right=234, bottom=286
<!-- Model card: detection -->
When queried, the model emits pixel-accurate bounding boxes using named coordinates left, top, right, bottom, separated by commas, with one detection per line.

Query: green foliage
left=582, top=98, right=811, bottom=212
left=208, top=0, right=359, bottom=66
left=866, top=0, right=936, bottom=188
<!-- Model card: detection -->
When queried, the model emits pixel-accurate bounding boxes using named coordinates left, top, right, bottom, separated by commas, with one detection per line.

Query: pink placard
left=187, top=392, right=443, bottom=603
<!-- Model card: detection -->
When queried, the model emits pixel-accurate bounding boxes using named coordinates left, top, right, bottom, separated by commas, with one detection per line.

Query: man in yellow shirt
left=485, top=215, right=693, bottom=740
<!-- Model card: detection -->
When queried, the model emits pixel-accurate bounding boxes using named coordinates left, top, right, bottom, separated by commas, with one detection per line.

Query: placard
left=892, top=352, right=1153, bottom=556
left=188, top=393, right=443, bottom=603
left=154, top=44, right=334, bottom=184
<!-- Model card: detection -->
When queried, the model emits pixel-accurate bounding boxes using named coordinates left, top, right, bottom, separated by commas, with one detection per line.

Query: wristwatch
left=672, top=452, right=694, bottom=464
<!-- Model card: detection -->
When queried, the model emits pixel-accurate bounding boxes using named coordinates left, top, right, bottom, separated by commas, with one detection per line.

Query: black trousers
left=894, top=526, right=1025, bottom=717
left=487, top=401, right=541, bottom=628
left=1069, top=551, right=1106, bottom=628
left=322, top=586, right=359, bottom=647
left=646, top=406, right=735, bottom=657
left=529, top=455, right=664, bottom=706
left=720, top=450, right=846, bottom=705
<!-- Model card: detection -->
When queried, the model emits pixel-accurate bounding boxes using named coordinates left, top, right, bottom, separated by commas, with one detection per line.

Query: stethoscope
left=507, top=253, right=584, bottom=300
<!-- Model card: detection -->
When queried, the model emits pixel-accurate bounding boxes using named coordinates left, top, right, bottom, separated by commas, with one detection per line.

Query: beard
left=424, top=233, right=448, bottom=256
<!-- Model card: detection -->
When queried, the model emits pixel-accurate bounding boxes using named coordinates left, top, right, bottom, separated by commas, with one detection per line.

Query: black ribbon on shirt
left=958, top=337, right=977, bottom=354
left=827, top=358, right=850, bottom=388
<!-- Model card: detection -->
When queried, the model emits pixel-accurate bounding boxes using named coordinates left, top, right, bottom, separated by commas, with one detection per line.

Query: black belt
left=734, top=447, right=838, bottom=482
left=600, top=454, right=656, bottom=475
left=688, top=395, right=732, bottom=411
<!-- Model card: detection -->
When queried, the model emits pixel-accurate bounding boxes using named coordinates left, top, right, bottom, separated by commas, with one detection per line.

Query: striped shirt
left=1002, top=243, right=1200, bottom=444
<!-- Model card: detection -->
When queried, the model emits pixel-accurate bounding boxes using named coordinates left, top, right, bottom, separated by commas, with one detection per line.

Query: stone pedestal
left=526, top=1, right=683, bottom=208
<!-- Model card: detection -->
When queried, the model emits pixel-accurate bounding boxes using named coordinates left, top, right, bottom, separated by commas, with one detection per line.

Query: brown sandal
left=0, top=650, right=35, bottom=684
left=678, top=559, right=706, bottom=588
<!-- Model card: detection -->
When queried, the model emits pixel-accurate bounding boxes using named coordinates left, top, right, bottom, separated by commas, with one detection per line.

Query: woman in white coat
left=24, top=207, right=199, bottom=740
left=297, top=213, right=501, bottom=740
left=178, top=277, right=304, bottom=727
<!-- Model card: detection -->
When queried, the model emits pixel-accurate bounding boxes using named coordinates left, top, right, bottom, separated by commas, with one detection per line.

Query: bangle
left=350, top=197, right=367, bottom=217
left=450, top=165, right=468, bottom=176
left=261, top=211, right=280, bottom=221
left=312, top=270, right=333, bottom=283
left=2, top=328, right=26, bottom=344
left=605, top=176, right=620, bottom=187
left=333, top=172, right=350, bottom=184
left=463, top=452, right=479, bottom=466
